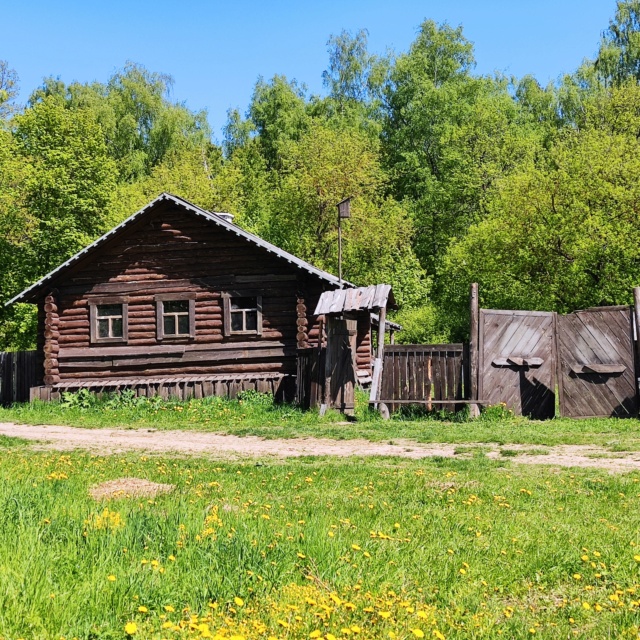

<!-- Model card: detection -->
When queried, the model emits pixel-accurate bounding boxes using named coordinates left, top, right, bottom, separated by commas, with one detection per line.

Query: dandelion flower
left=234, top=597, right=244, bottom=607
left=411, top=630, right=425, bottom=638
left=124, top=622, right=137, bottom=635
left=138, top=606, right=148, bottom=613
left=107, top=575, right=116, bottom=582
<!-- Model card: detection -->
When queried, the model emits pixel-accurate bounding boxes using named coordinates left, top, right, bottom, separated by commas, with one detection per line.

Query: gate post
left=469, top=283, right=480, bottom=418
left=633, top=287, right=640, bottom=409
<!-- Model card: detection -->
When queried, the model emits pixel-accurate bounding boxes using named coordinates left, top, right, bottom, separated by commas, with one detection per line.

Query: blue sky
left=4, top=1, right=616, bottom=141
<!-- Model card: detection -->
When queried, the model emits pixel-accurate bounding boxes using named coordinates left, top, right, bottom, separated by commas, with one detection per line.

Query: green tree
left=595, top=0, right=640, bottom=86
left=441, top=83, right=640, bottom=337
left=0, top=61, right=19, bottom=120
left=382, top=20, right=539, bottom=283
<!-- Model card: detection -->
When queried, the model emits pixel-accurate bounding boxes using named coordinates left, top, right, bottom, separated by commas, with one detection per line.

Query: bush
left=392, top=303, right=450, bottom=344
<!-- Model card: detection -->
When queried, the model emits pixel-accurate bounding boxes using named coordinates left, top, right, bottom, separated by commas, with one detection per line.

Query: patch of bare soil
left=2, top=423, right=640, bottom=473
left=89, top=477, right=175, bottom=501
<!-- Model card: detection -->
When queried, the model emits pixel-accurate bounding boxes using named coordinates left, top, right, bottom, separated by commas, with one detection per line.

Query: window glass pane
left=98, top=318, right=109, bottom=338
left=97, top=304, right=122, bottom=318
left=231, top=297, right=256, bottom=311
left=231, top=311, right=244, bottom=332
left=245, top=311, right=258, bottom=331
left=111, top=317, right=123, bottom=338
left=178, top=314, right=190, bottom=334
left=164, top=315, right=176, bottom=335
left=164, top=300, right=189, bottom=314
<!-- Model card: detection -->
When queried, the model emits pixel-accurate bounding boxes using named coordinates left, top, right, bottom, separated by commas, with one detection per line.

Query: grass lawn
left=0, top=440, right=639, bottom=639
left=2, top=390, right=640, bottom=450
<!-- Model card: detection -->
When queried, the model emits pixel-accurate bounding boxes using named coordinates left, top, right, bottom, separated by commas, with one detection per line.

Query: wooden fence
left=0, top=350, right=40, bottom=406
left=378, top=344, right=467, bottom=413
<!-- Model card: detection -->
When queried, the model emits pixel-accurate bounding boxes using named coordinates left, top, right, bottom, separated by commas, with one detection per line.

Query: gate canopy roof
left=314, top=284, right=396, bottom=316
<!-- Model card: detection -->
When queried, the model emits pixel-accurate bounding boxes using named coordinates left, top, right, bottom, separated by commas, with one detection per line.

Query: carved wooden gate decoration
left=556, top=307, right=637, bottom=418
left=478, top=310, right=556, bottom=419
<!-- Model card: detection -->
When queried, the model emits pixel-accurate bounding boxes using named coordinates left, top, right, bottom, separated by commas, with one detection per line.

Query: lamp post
left=337, top=197, right=351, bottom=285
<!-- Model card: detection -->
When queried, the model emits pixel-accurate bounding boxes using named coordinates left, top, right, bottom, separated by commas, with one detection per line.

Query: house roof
left=7, top=192, right=347, bottom=305
left=313, top=284, right=396, bottom=316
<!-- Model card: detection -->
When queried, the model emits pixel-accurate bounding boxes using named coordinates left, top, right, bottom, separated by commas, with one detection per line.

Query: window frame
left=222, top=291, right=263, bottom=337
left=89, top=296, right=129, bottom=344
left=155, top=293, right=196, bottom=341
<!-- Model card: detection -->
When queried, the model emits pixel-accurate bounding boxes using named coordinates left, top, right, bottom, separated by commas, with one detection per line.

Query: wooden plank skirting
left=30, top=372, right=294, bottom=403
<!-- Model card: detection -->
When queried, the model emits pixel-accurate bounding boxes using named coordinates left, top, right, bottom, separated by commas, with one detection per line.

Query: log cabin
left=8, top=193, right=380, bottom=401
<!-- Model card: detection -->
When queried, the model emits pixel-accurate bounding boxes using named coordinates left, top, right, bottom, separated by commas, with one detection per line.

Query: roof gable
left=7, top=193, right=346, bottom=304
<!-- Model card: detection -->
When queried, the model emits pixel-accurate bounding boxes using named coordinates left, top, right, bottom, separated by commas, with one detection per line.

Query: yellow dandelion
left=411, top=630, right=425, bottom=638
left=573, top=574, right=582, bottom=581
left=107, top=574, right=116, bottom=582
left=582, top=602, right=591, bottom=610
left=379, top=611, right=391, bottom=619
left=234, top=596, right=244, bottom=607
left=297, top=552, right=306, bottom=559
left=138, top=606, right=148, bottom=613
left=433, top=631, right=446, bottom=640
left=309, top=631, right=322, bottom=638
left=124, top=622, right=137, bottom=635
left=164, top=605, right=175, bottom=612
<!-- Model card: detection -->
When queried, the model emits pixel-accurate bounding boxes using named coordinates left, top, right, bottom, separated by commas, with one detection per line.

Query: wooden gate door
left=479, top=310, right=556, bottom=419
left=325, top=316, right=356, bottom=414
left=557, top=307, right=637, bottom=418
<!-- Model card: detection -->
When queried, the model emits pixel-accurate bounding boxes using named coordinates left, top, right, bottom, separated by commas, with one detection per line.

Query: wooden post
left=369, top=305, right=387, bottom=408
left=633, top=287, right=640, bottom=408
left=469, top=283, right=480, bottom=418
left=377, top=305, right=387, bottom=362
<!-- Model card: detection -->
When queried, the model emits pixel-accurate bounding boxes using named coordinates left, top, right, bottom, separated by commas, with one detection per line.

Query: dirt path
left=2, top=422, right=640, bottom=472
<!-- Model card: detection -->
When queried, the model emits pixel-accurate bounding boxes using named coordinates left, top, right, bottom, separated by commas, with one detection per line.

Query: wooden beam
left=469, top=283, right=480, bottom=418
left=633, top=287, right=640, bottom=406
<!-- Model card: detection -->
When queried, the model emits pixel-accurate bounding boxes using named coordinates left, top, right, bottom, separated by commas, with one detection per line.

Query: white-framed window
left=222, top=293, right=262, bottom=336
left=89, top=297, right=128, bottom=344
left=155, top=294, right=196, bottom=340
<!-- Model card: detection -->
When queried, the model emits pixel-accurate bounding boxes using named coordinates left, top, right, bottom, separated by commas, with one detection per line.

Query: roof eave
left=5, top=193, right=347, bottom=306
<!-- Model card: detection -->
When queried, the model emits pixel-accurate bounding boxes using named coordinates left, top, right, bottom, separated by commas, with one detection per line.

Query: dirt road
left=2, top=422, right=640, bottom=472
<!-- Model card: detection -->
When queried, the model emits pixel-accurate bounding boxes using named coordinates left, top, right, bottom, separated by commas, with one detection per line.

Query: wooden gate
left=479, top=310, right=556, bottom=419
left=379, top=345, right=465, bottom=412
left=324, top=316, right=356, bottom=414
left=557, top=307, right=637, bottom=418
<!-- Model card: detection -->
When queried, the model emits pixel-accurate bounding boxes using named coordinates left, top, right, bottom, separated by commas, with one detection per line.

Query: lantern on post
left=336, top=197, right=351, bottom=284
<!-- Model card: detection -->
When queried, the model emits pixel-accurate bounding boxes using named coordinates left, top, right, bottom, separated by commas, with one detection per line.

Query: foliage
left=392, top=303, right=450, bottom=344
left=440, top=82, right=640, bottom=335
left=6, top=4, right=640, bottom=349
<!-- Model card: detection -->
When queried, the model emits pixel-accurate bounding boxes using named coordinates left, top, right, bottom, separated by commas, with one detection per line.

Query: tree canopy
left=3, top=2, right=640, bottom=348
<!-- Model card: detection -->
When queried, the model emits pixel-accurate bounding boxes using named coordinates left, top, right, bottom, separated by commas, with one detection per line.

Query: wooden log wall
left=43, top=292, right=60, bottom=385
left=44, top=205, right=340, bottom=383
